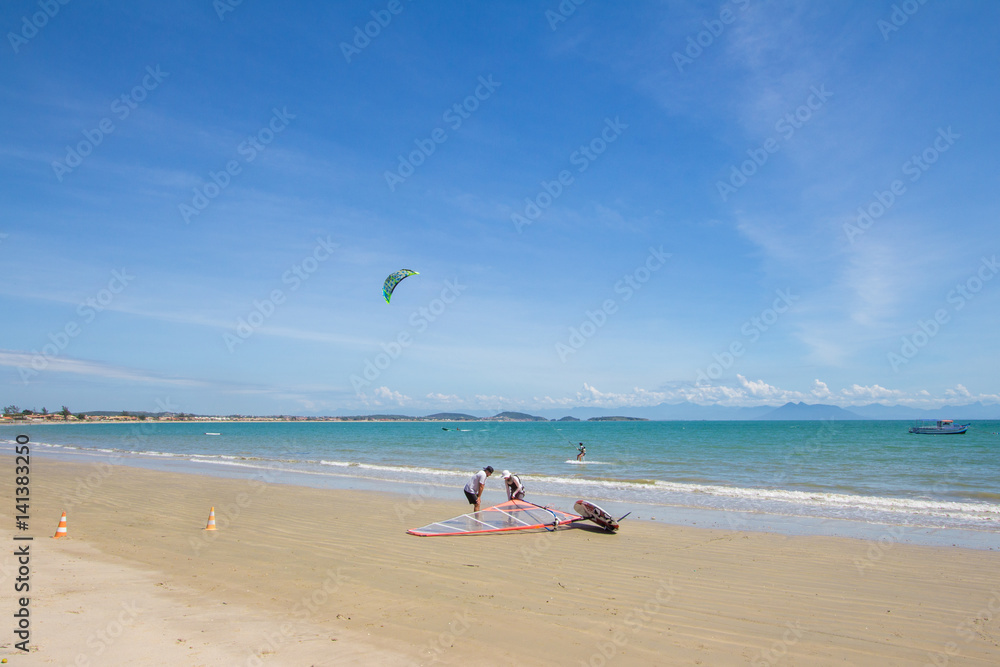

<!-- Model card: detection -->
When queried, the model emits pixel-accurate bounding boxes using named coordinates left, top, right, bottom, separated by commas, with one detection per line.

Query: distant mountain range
left=758, top=402, right=865, bottom=420
left=41, top=402, right=1000, bottom=422
left=512, top=401, right=1000, bottom=421
left=336, top=402, right=999, bottom=421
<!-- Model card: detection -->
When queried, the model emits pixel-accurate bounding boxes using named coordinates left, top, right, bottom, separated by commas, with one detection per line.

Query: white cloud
left=945, top=384, right=972, bottom=399
left=373, top=386, right=409, bottom=404
left=425, top=392, right=461, bottom=403
left=0, top=350, right=206, bottom=387
left=573, top=383, right=669, bottom=407
left=737, top=374, right=785, bottom=398
left=517, top=377, right=1000, bottom=412
left=810, top=379, right=831, bottom=398
left=839, top=383, right=903, bottom=401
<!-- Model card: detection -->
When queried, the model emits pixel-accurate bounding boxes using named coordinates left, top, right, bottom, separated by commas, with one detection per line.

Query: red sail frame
left=407, top=499, right=583, bottom=536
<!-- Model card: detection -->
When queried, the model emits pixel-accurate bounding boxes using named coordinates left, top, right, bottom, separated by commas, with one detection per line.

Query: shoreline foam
left=6, top=457, right=1000, bottom=664
left=8, top=437, right=1000, bottom=546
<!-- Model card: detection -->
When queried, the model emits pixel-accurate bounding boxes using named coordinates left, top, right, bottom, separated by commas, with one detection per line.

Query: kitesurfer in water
left=576, top=442, right=586, bottom=461
left=501, top=470, right=525, bottom=501
left=464, top=466, right=493, bottom=512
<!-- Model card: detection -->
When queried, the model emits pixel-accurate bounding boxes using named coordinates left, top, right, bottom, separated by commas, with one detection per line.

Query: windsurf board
left=574, top=499, right=619, bottom=532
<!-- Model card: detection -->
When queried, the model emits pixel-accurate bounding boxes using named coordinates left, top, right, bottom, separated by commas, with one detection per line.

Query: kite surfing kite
left=407, top=499, right=625, bottom=536
left=383, top=269, right=418, bottom=303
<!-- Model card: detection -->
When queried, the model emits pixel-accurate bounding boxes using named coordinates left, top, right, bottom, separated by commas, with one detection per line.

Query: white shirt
left=464, top=470, right=488, bottom=495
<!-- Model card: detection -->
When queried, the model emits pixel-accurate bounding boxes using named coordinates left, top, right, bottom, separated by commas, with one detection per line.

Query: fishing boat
left=908, top=419, right=969, bottom=435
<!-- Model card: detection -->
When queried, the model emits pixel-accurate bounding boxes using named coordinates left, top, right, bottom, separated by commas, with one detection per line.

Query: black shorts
left=464, top=490, right=478, bottom=505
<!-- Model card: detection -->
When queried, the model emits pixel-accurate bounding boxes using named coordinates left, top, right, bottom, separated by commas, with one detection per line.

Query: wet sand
left=3, top=457, right=1000, bottom=665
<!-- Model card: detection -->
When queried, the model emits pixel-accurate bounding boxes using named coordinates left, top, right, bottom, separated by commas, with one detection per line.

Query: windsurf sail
left=407, top=499, right=583, bottom=536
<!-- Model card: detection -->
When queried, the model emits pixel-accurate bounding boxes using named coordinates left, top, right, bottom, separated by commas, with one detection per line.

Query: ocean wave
left=525, top=471, right=994, bottom=507
left=4, top=436, right=997, bottom=529
left=320, top=460, right=467, bottom=477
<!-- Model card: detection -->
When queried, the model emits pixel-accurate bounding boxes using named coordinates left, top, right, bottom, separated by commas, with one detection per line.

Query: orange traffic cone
left=53, top=511, right=68, bottom=538
left=203, top=507, right=217, bottom=530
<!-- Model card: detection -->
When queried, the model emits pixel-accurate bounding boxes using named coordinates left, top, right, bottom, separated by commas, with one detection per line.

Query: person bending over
left=463, top=466, right=493, bottom=511
left=501, top=470, right=525, bottom=501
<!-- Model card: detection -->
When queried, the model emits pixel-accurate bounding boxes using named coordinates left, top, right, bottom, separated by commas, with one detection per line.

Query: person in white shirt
left=501, top=470, right=525, bottom=501
left=463, top=466, right=493, bottom=511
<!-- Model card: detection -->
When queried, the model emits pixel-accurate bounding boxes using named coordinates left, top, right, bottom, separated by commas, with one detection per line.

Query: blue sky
left=2, top=1, right=999, bottom=416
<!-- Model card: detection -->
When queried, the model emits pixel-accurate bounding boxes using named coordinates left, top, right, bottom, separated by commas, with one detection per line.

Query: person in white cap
left=464, top=466, right=493, bottom=511
left=501, top=470, right=525, bottom=501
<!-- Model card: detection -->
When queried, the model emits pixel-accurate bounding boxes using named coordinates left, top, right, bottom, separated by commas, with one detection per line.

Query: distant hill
left=850, top=401, right=1000, bottom=420
left=641, top=401, right=775, bottom=421
left=61, top=401, right=1000, bottom=423
left=527, top=401, right=776, bottom=421
left=423, top=413, right=479, bottom=421
left=587, top=416, right=649, bottom=421
left=848, top=403, right=930, bottom=420
left=338, top=414, right=415, bottom=421
left=80, top=410, right=180, bottom=417
left=490, top=411, right=547, bottom=421
left=758, top=402, right=864, bottom=420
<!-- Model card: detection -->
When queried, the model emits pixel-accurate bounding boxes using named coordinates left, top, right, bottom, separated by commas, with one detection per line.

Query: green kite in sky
left=383, top=269, right=418, bottom=303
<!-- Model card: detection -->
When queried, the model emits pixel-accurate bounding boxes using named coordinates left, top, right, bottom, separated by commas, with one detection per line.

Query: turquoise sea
left=4, top=420, right=999, bottom=548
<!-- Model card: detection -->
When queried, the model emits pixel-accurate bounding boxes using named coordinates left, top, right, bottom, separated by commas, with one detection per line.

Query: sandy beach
left=3, top=457, right=1000, bottom=665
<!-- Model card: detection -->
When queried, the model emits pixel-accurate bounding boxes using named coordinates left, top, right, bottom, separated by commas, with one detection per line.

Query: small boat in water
left=908, top=419, right=969, bottom=435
